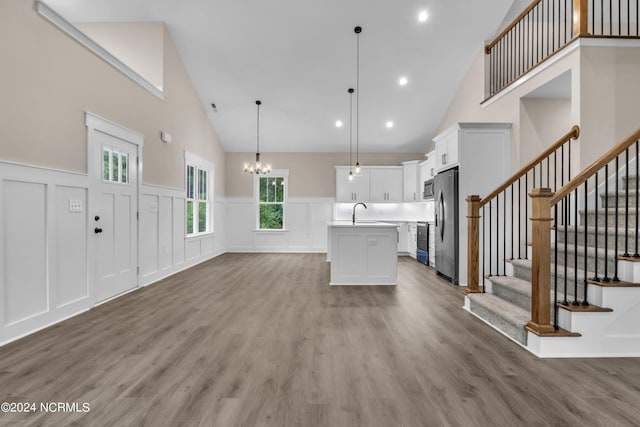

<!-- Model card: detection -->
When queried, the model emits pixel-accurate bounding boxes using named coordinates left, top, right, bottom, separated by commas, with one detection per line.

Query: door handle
left=94, top=227, right=103, bottom=234
left=442, top=153, right=447, bottom=165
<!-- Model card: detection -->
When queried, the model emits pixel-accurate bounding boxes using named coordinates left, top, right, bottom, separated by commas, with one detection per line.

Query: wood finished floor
left=1, top=253, right=639, bottom=427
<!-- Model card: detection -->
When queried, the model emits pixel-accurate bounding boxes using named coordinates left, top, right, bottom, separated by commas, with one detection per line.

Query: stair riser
left=580, top=212, right=640, bottom=228
left=600, top=193, right=638, bottom=208
left=511, top=264, right=588, bottom=299
left=622, top=175, right=640, bottom=190
left=553, top=250, right=617, bottom=275
left=556, top=229, right=638, bottom=250
left=491, top=282, right=530, bottom=311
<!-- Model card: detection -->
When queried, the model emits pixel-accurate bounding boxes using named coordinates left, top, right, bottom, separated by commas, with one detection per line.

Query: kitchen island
left=327, top=220, right=398, bottom=285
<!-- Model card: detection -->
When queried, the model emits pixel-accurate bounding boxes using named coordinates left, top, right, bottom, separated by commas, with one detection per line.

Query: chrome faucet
left=352, top=202, right=367, bottom=224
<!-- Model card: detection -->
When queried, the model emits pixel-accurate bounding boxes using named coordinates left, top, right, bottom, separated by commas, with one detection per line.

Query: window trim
left=185, top=151, right=214, bottom=237
left=254, top=169, right=289, bottom=231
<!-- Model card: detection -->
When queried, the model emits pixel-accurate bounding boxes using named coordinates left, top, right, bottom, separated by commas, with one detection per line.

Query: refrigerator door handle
left=438, top=192, right=445, bottom=241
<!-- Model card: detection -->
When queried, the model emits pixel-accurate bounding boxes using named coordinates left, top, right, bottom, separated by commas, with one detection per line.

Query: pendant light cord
left=256, top=101, right=260, bottom=155
left=349, top=89, right=353, bottom=170
left=355, top=29, right=360, bottom=166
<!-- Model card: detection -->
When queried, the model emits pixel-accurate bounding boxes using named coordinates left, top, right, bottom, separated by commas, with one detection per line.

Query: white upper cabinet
left=335, top=166, right=370, bottom=202
left=369, top=167, right=403, bottom=202
left=402, top=161, right=420, bottom=202
left=434, top=127, right=460, bottom=172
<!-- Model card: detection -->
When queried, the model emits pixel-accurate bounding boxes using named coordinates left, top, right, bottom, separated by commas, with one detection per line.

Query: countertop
left=327, top=220, right=399, bottom=228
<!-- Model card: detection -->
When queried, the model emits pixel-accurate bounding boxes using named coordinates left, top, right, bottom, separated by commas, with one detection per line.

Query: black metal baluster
left=525, top=173, right=529, bottom=259
left=584, top=181, right=590, bottom=305
left=496, top=194, right=500, bottom=276
left=489, top=198, right=493, bottom=275
left=603, top=164, right=610, bottom=281
left=482, top=205, right=487, bottom=292
left=503, top=190, right=507, bottom=274
left=561, top=144, right=565, bottom=225
left=533, top=166, right=536, bottom=188
left=554, top=151, right=558, bottom=192
left=547, top=0, right=550, bottom=56
left=619, top=0, right=622, bottom=35
left=483, top=205, right=486, bottom=290
left=592, top=0, right=596, bottom=34
left=511, top=183, right=514, bottom=260
left=624, top=148, right=630, bottom=257
left=614, top=156, right=620, bottom=281
left=554, top=203, right=559, bottom=329
left=540, top=162, right=543, bottom=188
left=564, top=194, right=569, bottom=304
left=593, top=171, right=600, bottom=281
left=573, top=187, right=579, bottom=304
left=635, top=141, right=639, bottom=257
left=519, top=179, right=522, bottom=259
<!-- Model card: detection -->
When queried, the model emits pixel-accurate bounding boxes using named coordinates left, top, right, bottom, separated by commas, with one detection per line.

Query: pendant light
left=243, top=100, right=271, bottom=174
left=354, top=26, right=362, bottom=175
left=348, top=88, right=355, bottom=181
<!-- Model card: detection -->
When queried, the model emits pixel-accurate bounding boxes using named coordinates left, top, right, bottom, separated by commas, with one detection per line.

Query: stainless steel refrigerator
left=434, top=167, right=459, bottom=284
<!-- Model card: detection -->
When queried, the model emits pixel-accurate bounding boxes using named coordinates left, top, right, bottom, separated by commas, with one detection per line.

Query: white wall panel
left=158, top=196, right=173, bottom=270
left=226, top=199, right=255, bottom=249
left=3, top=180, right=48, bottom=324
left=185, top=238, right=201, bottom=260
left=214, top=200, right=226, bottom=253
left=55, top=185, right=88, bottom=307
left=140, top=194, right=159, bottom=277
left=287, top=202, right=310, bottom=248
left=172, top=197, right=185, bottom=265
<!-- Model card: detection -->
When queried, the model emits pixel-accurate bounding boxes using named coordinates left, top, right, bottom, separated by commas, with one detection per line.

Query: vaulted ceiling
left=46, top=0, right=517, bottom=153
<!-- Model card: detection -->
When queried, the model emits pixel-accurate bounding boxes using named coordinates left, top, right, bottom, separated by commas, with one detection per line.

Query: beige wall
left=0, top=0, right=225, bottom=194
left=519, top=98, right=572, bottom=165
left=579, top=46, right=640, bottom=170
left=225, top=152, right=424, bottom=197
left=76, top=21, right=164, bottom=91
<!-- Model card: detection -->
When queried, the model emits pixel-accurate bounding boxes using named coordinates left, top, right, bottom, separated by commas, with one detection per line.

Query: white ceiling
left=45, top=0, right=516, bottom=153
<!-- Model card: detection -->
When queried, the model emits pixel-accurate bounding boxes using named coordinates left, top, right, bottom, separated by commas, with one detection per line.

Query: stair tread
left=467, top=293, right=530, bottom=325
left=487, top=275, right=576, bottom=303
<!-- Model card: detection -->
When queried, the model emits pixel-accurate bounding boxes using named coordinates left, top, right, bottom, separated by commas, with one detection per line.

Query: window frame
left=185, top=152, right=214, bottom=237
left=254, top=169, right=289, bottom=231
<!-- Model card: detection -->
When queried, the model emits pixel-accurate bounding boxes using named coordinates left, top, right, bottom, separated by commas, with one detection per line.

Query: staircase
left=464, top=128, right=640, bottom=357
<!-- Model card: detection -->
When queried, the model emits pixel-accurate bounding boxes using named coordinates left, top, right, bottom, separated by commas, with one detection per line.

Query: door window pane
left=112, top=151, right=120, bottom=182
left=121, top=153, right=128, bottom=183
left=103, top=148, right=110, bottom=181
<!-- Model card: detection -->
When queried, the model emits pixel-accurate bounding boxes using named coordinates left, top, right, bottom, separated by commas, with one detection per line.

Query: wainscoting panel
left=55, top=185, right=88, bottom=308
left=3, top=180, right=48, bottom=325
left=225, top=197, right=334, bottom=252
left=138, top=185, right=224, bottom=286
left=0, top=161, right=91, bottom=345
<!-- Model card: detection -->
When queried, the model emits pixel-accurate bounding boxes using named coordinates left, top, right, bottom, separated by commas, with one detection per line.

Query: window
left=255, top=170, right=288, bottom=230
left=185, top=152, right=214, bottom=236
left=102, top=146, right=129, bottom=183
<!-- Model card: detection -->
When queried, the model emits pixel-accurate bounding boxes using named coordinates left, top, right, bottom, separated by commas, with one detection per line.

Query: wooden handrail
left=479, top=125, right=580, bottom=207
left=485, top=0, right=542, bottom=54
left=551, top=128, right=640, bottom=205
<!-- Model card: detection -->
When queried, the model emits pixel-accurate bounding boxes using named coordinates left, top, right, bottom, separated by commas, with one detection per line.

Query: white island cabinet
left=327, top=221, right=398, bottom=285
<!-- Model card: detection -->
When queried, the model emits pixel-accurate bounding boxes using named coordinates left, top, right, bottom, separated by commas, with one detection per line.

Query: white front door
left=87, top=114, right=140, bottom=303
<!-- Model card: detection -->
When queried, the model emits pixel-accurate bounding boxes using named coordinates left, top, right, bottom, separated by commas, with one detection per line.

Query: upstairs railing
left=527, top=128, right=640, bottom=335
left=485, top=0, right=640, bottom=98
left=466, top=125, right=580, bottom=295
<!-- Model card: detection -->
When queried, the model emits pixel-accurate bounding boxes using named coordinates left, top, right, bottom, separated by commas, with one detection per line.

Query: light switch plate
left=68, top=200, right=83, bottom=213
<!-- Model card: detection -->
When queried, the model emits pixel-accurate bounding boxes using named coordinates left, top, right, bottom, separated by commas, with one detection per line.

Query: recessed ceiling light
left=335, top=120, right=343, bottom=128
left=386, top=121, right=394, bottom=128
left=418, top=11, right=429, bottom=22
left=398, top=76, right=408, bottom=86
